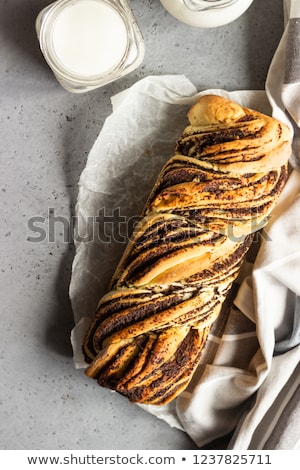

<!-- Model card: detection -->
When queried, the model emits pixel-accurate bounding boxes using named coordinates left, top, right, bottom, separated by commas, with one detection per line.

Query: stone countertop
left=0, top=0, right=284, bottom=450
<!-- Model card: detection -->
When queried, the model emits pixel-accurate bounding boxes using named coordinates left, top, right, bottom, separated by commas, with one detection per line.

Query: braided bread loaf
left=82, top=95, right=291, bottom=405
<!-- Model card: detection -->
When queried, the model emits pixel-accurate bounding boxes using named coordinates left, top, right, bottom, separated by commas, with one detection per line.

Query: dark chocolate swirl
left=82, top=95, right=291, bottom=405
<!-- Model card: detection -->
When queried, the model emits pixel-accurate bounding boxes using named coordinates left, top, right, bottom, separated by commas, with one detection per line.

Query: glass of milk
left=36, top=0, right=145, bottom=93
left=160, top=0, right=254, bottom=27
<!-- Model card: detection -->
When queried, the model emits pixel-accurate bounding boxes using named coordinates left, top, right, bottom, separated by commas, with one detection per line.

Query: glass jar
left=36, top=0, right=145, bottom=93
left=160, top=0, right=254, bottom=28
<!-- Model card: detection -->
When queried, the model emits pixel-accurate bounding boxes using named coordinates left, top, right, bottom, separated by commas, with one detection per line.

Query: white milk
left=52, top=0, right=128, bottom=76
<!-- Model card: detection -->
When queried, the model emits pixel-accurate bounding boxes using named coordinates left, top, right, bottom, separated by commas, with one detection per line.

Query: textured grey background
left=0, top=0, right=284, bottom=450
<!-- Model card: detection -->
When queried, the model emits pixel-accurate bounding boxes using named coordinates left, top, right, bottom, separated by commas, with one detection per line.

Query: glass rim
left=38, top=0, right=139, bottom=86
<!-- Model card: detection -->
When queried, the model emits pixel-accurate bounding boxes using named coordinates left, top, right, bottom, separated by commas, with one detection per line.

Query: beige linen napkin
left=282, top=0, right=300, bottom=128
left=225, top=0, right=300, bottom=449
left=226, top=170, right=300, bottom=449
left=266, top=0, right=300, bottom=169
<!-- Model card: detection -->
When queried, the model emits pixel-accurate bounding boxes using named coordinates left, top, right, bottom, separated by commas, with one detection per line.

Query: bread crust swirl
left=82, top=95, right=291, bottom=405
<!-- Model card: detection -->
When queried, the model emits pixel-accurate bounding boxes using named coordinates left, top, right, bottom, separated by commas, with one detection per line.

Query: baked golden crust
left=82, top=95, right=291, bottom=405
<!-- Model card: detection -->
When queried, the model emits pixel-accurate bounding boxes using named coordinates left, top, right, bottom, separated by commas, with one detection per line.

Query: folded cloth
left=263, top=378, right=300, bottom=450
left=266, top=0, right=300, bottom=169
left=250, top=360, right=300, bottom=450
left=227, top=170, right=300, bottom=449
left=227, top=0, right=300, bottom=449
left=229, top=349, right=300, bottom=450
left=282, top=0, right=300, bottom=127
left=275, top=296, right=300, bottom=354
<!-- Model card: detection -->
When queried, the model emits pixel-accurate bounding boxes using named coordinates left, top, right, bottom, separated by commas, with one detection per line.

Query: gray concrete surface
left=0, top=0, right=284, bottom=450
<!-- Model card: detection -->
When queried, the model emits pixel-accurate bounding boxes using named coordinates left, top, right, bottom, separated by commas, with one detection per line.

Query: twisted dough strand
left=82, top=95, right=291, bottom=405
